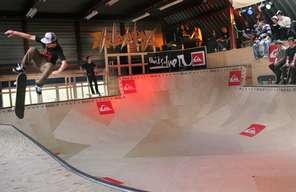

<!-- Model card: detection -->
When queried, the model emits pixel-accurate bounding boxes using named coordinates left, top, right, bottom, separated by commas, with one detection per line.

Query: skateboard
left=15, top=72, right=27, bottom=119
left=257, top=75, right=276, bottom=85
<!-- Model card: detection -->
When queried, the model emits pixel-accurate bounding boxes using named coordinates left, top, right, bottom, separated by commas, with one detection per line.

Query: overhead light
left=247, top=7, right=254, bottom=15
left=106, top=0, right=119, bottom=6
left=26, top=8, right=38, bottom=18
left=265, top=2, right=272, bottom=10
left=159, top=0, right=184, bottom=11
left=85, top=10, right=99, bottom=20
left=132, top=12, right=150, bottom=22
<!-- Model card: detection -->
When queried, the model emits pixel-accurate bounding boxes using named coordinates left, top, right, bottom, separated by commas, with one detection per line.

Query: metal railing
left=0, top=71, right=108, bottom=109
left=105, top=47, right=148, bottom=76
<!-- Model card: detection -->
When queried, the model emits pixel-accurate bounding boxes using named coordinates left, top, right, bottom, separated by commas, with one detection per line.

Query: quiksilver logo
left=243, top=127, right=256, bottom=135
left=230, top=75, right=240, bottom=82
left=193, top=55, right=202, bottom=63
left=124, top=84, right=135, bottom=91
left=99, top=105, right=112, bottom=112
left=270, top=48, right=278, bottom=59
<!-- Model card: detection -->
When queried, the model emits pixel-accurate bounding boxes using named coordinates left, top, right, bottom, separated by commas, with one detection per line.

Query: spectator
left=268, top=40, right=286, bottom=84
left=241, top=23, right=255, bottom=47
left=190, top=26, right=203, bottom=47
left=253, top=20, right=272, bottom=60
left=216, top=27, right=230, bottom=51
left=81, top=56, right=101, bottom=95
left=206, top=30, right=218, bottom=53
left=276, top=10, right=292, bottom=40
left=271, top=16, right=281, bottom=41
left=281, top=37, right=296, bottom=84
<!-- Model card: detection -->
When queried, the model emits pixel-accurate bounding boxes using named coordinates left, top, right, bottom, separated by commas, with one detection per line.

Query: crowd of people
left=174, top=24, right=231, bottom=52
left=251, top=11, right=296, bottom=84
left=269, top=37, right=296, bottom=84
left=251, top=10, right=294, bottom=60
left=239, top=10, right=295, bottom=84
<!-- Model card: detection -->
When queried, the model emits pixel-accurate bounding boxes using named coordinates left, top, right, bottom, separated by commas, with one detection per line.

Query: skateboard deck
left=15, top=72, right=27, bottom=119
left=257, top=75, right=276, bottom=85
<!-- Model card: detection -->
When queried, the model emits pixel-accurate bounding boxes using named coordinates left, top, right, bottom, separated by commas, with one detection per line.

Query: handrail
left=0, top=69, right=106, bottom=81
left=0, top=123, right=149, bottom=192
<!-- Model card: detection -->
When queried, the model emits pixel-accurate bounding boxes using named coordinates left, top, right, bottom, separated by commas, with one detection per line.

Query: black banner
left=147, top=47, right=207, bottom=73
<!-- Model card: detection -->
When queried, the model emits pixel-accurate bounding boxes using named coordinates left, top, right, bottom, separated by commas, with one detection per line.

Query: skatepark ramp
left=0, top=123, right=147, bottom=192
left=1, top=66, right=296, bottom=192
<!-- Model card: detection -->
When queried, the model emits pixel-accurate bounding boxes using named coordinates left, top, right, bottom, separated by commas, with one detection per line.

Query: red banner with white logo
left=96, top=101, right=115, bottom=115
left=121, top=79, right=137, bottom=94
left=240, top=124, right=266, bottom=137
left=191, top=51, right=206, bottom=66
left=269, top=44, right=278, bottom=63
left=229, top=70, right=242, bottom=86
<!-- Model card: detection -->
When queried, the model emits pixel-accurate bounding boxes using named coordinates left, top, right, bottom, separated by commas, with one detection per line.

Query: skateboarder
left=4, top=30, right=69, bottom=94
left=81, top=56, right=101, bottom=95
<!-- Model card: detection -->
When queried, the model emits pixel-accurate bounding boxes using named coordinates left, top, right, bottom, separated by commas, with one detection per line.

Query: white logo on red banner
left=229, top=71, right=241, bottom=86
left=240, top=124, right=266, bottom=137
left=121, top=79, right=137, bottom=94
left=269, top=44, right=278, bottom=63
left=96, top=101, right=115, bottom=115
left=191, top=51, right=206, bottom=66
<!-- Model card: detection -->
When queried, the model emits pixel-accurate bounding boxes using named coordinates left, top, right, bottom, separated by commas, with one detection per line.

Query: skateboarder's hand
left=4, top=30, right=15, bottom=38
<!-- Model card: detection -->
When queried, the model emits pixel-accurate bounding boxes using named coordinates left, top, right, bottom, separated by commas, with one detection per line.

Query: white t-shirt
left=278, top=16, right=291, bottom=28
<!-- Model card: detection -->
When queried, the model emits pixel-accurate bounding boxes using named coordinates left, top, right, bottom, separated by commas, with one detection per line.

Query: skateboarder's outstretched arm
left=4, top=30, right=36, bottom=41
left=52, top=60, right=69, bottom=75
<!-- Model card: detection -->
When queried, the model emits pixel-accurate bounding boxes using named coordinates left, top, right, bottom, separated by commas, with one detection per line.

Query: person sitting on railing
left=253, top=20, right=272, bottom=60
left=4, top=30, right=69, bottom=95
left=276, top=10, right=292, bottom=40
left=81, top=56, right=101, bottom=96
left=281, top=37, right=296, bottom=84
left=271, top=16, right=281, bottom=41
left=268, top=40, right=286, bottom=84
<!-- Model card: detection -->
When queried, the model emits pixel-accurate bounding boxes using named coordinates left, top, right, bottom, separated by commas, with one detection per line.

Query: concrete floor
left=1, top=66, right=296, bottom=192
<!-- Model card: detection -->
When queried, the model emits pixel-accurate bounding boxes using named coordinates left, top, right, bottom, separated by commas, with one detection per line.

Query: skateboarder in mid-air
left=4, top=30, right=70, bottom=95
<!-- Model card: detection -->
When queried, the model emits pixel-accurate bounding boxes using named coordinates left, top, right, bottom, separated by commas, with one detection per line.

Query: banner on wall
left=229, top=70, right=242, bottom=86
left=269, top=44, right=278, bottom=63
left=96, top=101, right=115, bottom=115
left=147, top=47, right=207, bottom=73
left=121, top=79, right=137, bottom=94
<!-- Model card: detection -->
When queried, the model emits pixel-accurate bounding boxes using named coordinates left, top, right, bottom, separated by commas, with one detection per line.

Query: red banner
left=96, top=101, right=115, bottom=115
left=229, top=70, right=242, bottom=86
left=121, top=79, right=137, bottom=94
left=191, top=51, right=206, bottom=66
left=240, top=124, right=266, bottom=137
left=269, top=44, right=278, bottom=63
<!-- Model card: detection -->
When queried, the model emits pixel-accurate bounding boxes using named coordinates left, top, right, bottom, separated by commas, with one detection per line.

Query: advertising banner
left=229, top=70, right=242, bottom=86
left=147, top=47, right=207, bottom=73
left=269, top=44, right=278, bottom=63
left=240, top=124, right=266, bottom=137
left=121, top=79, right=137, bottom=94
left=96, top=101, right=115, bottom=115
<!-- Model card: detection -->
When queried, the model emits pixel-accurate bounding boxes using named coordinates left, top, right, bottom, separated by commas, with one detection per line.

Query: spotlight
left=265, top=2, right=272, bottom=10
left=247, top=7, right=254, bottom=15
